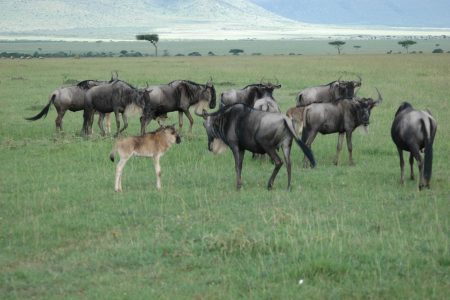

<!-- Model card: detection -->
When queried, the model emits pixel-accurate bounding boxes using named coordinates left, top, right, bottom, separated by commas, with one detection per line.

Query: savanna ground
left=1, top=53, right=449, bottom=299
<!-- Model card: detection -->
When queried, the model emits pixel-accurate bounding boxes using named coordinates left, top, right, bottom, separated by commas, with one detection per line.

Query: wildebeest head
left=202, top=108, right=229, bottom=153
left=355, top=88, right=382, bottom=126
left=262, top=81, right=282, bottom=97
left=202, top=110, right=216, bottom=151
left=203, top=78, right=217, bottom=109
left=331, top=76, right=362, bottom=100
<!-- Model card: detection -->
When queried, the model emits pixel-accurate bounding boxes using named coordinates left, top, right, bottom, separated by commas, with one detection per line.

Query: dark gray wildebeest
left=202, top=104, right=316, bottom=190
left=296, top=76, right=362, bottom=107
left=301, top=89, right=382, bottom=167
left=220, top=82, right=281, bottom=108
left=25, top=77, right=115, bottom=131
left=110, top=125, right=181, bottom=192
left=140, top=79, right=216, bottom=135
left=83, top=80, right=147, bottom=136
left=391, top=102, right=437, bottom=190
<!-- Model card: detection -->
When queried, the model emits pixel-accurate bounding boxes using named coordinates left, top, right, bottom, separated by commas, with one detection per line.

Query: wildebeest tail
left=109, top=144, right=116, bottom=162
left=421, top=118, right=433, bottom=183
left=25, top=94, right=56, bottom=121
left=284, top=118, right=316, bottom=168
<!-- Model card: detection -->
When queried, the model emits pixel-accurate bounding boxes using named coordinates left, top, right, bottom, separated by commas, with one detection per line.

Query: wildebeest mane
left=113, top=80, right=137, bottom=90
left=77, top=80, right=97, bottom=90
left=242, top=83, right=265, bottom=90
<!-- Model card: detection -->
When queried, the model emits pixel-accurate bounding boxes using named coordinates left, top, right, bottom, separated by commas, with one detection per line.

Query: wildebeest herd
left=26, top=75, right=437, bottom=191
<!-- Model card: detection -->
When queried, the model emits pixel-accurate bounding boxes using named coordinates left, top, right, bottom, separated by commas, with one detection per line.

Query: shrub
left=188, top=52, right=201, bottom=56
left=432, top=48, right=444, bottom=53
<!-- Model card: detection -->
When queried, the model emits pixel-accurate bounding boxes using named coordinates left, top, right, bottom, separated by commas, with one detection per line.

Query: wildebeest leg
left=119, top=113, right=128, bottom=134
left=281, top=142, right=292, bottom=191
left=333, top=133, right=345, bottom=165
left=105, top=113, right=111, bottom=134
left=346, top=131, right=354, bottom=165
left=140, top=113, right=153, bottom=135
left=115, top=156, right=130, bottom=192
left=409, top=153, right=415, bottom=180
left=410, top=145, right=424, bottom=190
left=153, top=155, right=162, bottom=190
left=183, top=110, right=195, bottom=133
left=82, top=108, right=93, bottom=136
left=98, top=113, right=106, bottom=136
left=113, top=111, right=121, bottom=137
left=303, top=131, right=318, bottom=168
left=266, top=148, right=283, bottom=190
left=55, top=108, right=66, bottom=132
left=397, top=147, right=405, bottom=184
left=231, top=147, right=245, bottom=190
left=178, top=111, right=184, bottom=130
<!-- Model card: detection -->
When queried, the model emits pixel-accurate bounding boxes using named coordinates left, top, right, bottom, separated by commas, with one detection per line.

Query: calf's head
left=163, top=125, right=181, bottom=144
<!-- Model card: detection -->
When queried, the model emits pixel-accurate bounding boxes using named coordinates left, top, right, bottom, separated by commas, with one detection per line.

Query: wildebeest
left=286, top=106, right=306, bottom=136
left=391, top=102, right=437, bottom=189
left=301, top=89, right=382, bottom=166
left=202, top=104, right=316, bottom=190
left=25, top=77, right=115, bottom=131
left=140, top=79, right=216, bottom=134
left=83, top=80, right=147, bottom=136
left=296, top=77, right=362, bottom=106
left=110, top=125, right=181, bottom=192
left=220, top=82, right=281, bottom=107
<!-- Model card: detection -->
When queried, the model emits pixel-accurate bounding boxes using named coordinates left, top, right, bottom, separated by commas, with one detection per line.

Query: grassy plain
left=2, top=38, right=450, bottom=56
left=1, top=54, right=449, bottom=299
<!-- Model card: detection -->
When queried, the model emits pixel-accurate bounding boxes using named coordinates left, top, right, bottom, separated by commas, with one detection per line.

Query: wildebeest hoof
left=115, top=188, right=122, bottom=192
left=410, top=176, right=415, bottom=180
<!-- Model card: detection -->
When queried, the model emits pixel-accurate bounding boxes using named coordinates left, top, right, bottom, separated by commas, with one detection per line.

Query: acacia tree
left=329, top=40, right=346, bottom=54
left=398, top=40, right=417, bottom=54
left=136, top=34, right=159, bottom=56
left=229, top=49, right=244, bottom=56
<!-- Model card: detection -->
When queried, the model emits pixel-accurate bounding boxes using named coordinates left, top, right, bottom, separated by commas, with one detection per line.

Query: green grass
left=1, top=54, right=449, bottom=299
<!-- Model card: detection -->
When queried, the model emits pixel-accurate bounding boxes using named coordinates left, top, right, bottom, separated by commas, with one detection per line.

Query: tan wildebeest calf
left=109, top=125, right=181, bottom=192
left=286, top=106, right=306, bottom=137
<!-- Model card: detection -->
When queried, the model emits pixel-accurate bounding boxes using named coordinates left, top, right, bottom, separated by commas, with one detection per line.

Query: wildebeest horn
left=356, top=75, right=362, bottom=86
left=375, top=87, right=383, bottom=104
left=146, top=81, right=149, bottom=88
left=337, top=75, right=342, bottom=82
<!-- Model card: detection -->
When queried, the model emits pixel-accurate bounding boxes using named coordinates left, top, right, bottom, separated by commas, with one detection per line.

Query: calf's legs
left=114, top=156, right=130, bottom=192
left=153, top=155, right=162, bottom=190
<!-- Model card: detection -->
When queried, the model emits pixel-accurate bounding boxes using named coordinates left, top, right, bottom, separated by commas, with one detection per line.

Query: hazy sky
left=249, top=0, right=450, bottom=27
